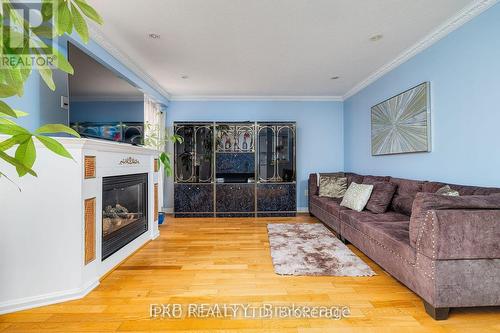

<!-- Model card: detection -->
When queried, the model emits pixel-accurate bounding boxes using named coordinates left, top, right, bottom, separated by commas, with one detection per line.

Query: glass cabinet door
left=276, top=126, right=295, bottom=182
left=175, top=125, right=195, bottom=182
left=195, top=125, right=213, bottom=182
left=258, top=126, right=275, bottom=182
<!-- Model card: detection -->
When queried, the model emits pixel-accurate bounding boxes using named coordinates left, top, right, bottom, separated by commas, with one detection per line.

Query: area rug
left=267, top=223, right=376, bottom=276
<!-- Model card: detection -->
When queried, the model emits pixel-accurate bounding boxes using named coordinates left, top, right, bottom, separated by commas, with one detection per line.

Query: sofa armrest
left=308, top=172, right=344, bottom=211
left=410, top=193, right=500, bottom=260
left=309, top=173, right=319, bottom=196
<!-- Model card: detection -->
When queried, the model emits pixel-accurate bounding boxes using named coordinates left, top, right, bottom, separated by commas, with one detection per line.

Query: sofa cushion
left=309, top=172, right=345, bottom=197
left=340, top=210, right=414, bottom=260
left=435, top=185, right=460, bottom=196
left=310, top=195, right=337, bottom=212
left=340, top=182, right=374, bottom=212
left=389, top=177, right=426, bottom=216
left=319, top=175, right=347, bottom=198
left=365, top=181, right=398, bottom=214
left=422, top=181, right=446, bottom=193
left=424, top=181, right=500, bottom=196
left=390, top=177, right=425, bottom=196
left=363, top=175, right=391, bottom=184
left=340, top=210, right=409, bottom=224
left=310, top=195, right=347, bottom=219
left=472, top=187, right=500, bottom=195
left=391, top=195, right=416, bottom=216
left=345, top=173, right=364, bottom=186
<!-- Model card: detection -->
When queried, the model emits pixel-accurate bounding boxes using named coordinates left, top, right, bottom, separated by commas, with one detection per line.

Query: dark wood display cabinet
left=173, top=121, right=296, bottom=217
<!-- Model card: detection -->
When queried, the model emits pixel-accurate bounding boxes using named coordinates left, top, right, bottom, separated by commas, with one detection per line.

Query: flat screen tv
left=68, top=42, right=145, bottom=145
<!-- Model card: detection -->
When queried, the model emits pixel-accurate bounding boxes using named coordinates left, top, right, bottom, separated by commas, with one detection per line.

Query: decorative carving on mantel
left=119, top=157, right=140, bottom=165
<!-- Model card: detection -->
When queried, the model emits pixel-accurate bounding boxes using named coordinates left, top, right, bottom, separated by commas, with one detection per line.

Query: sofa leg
left=423, top=301, right=449, bottom=320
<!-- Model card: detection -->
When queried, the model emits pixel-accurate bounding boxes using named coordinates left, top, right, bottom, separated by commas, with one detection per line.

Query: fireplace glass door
left=102, top=173, right=148, bottom=260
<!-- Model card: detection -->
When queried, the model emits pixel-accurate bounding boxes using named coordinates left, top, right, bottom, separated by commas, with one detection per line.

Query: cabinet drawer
left=257, top=183, right=296, bottom=212
left=216, top=184, right=255, bottom=213
left=174, top=184, right=214, bottom=213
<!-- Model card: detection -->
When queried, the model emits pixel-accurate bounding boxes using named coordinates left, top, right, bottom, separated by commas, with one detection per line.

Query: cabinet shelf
left=173, top=121, right=296, bottom=217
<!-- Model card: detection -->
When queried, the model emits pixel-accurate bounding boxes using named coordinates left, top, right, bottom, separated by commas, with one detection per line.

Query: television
left=68, top=42, right=145, bottom=145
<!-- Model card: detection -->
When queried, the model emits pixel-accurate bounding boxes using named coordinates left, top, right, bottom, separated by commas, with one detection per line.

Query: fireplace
left=102, top=173, right=148, bottom=260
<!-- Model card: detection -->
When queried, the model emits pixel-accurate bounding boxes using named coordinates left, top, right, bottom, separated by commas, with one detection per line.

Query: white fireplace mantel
left=0, top=137, right=162, bottom=314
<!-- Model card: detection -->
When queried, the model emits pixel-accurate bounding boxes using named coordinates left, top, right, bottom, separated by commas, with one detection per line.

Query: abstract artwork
left=371, top=82, right=431, bottom=155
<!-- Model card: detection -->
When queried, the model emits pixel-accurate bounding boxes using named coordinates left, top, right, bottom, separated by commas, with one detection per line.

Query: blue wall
left=344, top=3, right=500, bottom=187
left=70, top=101, right=144, bottom=123
left=165, top=100, right=344, bottom=209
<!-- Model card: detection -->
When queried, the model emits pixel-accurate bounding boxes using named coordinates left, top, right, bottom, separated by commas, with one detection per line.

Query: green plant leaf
left=74, top=0, right=103, bottom=24
left=0, top=134, right=31, bottom=151
left=164, top=163, right=172, bottom=177
left=0, top=123, right=30, bottom=135
left=11, top=110, right=29, bottom=118
left=0, top=101, right=18, bottom=118
left=0, top=150, right=37, bottom=177
left=71, top=3, right=89, bottom=43
left=0, top=83, right=20, bottom=98
left=57, top=1, right=72, bottom=35
left=43, top=44, right=74, bottom=74
left=0, top=170, right=22, bottom=191
left=14, top=137, right=36, bottom=176
left=35, top=123, right=80, bottom=137
left=0, top=118, right=17, bottom=125
left=38, top=67, right=55, bottom=91
left=31, top=25, right=56, bottom=39
left=0, top=67, right=24, bottom=97
left=35, top=135, right=73, bottom=159
left=41, top=0, right=56, bottom=21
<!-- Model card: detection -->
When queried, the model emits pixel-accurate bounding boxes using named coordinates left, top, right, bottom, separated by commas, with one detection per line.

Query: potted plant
left=1, top=0, right=103, bottom=186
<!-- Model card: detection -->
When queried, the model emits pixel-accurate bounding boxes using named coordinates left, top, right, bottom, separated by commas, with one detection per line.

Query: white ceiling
left=87, top=0, right=479, bottom=99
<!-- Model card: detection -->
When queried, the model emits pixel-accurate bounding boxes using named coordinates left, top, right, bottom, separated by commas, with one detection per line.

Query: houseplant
left=0, top=0, right=103, bottom=184
left=144, top=122, right=183, bottom=177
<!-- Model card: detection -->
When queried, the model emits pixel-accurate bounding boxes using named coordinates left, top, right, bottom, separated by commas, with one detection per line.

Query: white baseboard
left=0, top=280, right=99, bottom=315
left=161, top=207, right=173, bottom=214
left=297, top=207, right=309, bottom=213
left=162, top=207, right=308, bottom=214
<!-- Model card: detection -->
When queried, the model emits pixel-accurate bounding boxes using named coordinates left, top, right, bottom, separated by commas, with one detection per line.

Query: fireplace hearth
left=102, top=173, right=148, bottom=260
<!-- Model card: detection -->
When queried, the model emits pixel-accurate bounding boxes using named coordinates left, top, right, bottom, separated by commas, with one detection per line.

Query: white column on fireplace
left=0, top=137, right=161, bottom=314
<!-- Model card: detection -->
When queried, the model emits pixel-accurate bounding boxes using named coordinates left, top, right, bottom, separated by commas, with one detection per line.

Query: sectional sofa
left=308, top=172, right=500, bottom=320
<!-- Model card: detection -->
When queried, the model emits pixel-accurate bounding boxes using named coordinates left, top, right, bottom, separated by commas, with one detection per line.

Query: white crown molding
left=343, top=0, right=499, bottom=100
left=169, top=95, right=343, bottom=102
left=84, top=0, right=497, bottom=103
left=71, top=95, right=144, bottom=102
left=0, top=280, right=99, bottom=315
left=87, top=23, right=172, bottom=101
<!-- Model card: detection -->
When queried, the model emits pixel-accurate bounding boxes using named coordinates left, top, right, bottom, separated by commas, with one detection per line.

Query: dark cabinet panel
left=257, top=183, right=296, bottom=212
left=257, top=123, right=296, bottom=182
left=174, top=184, right=214, bottom=215
left=216, top=153, right=255, bottom=174
left=216, top=184, right=255, bottom=213
left=174, top=123, right=214, bottom=183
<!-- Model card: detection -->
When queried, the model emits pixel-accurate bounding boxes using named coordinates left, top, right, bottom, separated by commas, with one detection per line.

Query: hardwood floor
left=1, top=215, right=499, bottom=332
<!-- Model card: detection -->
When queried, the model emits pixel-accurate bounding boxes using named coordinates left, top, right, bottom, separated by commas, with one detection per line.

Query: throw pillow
left=319, top=176, right=348, bottom=198
left=436, top=185, right=460, bottom=196
left=365, top=181, right=398, bottom=214
left=340, top=182, right=374, bottom=212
